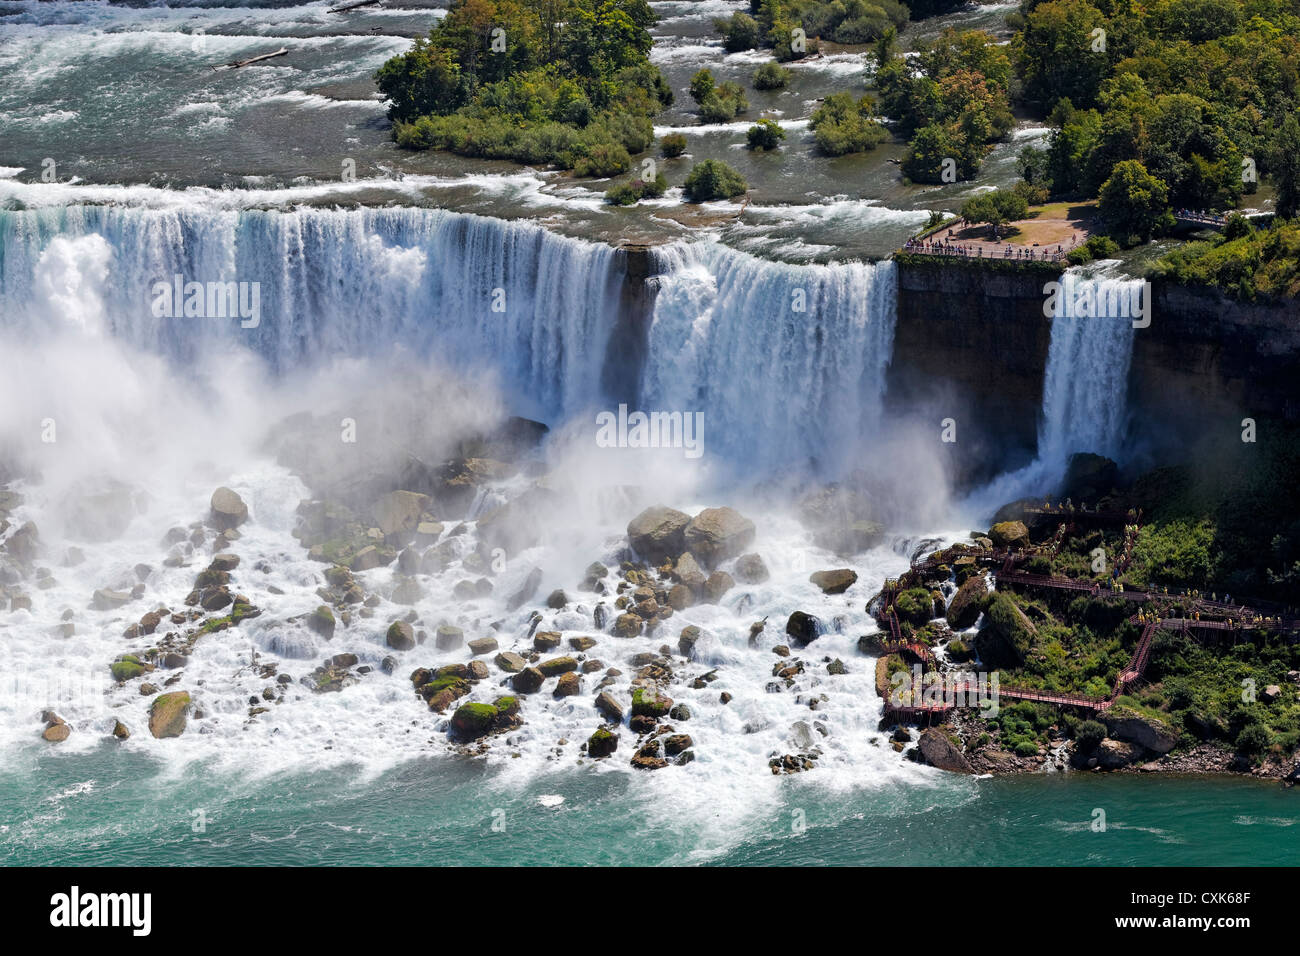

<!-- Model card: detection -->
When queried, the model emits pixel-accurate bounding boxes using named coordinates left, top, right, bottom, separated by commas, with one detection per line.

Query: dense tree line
left=1012, top=0, right=1300, bottom=242
left=877, top=28, right=1016, bottom=182
left=375, top=0, right=671, bottom=174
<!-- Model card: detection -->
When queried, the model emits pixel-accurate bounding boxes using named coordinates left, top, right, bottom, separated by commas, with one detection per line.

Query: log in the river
left=216, top=47, right=289, bottom=70
left=327, top=0, right=380, bottom=12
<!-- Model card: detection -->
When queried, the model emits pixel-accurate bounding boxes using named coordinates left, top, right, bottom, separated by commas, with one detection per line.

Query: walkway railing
left=876, top=519, right=1299, bottom=724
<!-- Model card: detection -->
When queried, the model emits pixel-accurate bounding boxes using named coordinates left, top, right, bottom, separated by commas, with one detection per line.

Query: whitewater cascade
left=1038, top=269, right=1141, bottom=464
left=2, top=201, right=902, bottom=474
left=643, top=242, right=898, bottom=474
left=963, top=268, right=1141, bottom=515
left=0, top=204, right=623, bottom=423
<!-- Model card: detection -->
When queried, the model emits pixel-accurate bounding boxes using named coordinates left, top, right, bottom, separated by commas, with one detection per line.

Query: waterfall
left=1038, top=269, right=1141, bottom=464
left=965, top=267, right=1140, bottom=513
left=641, top=242, right=898, bottom=474
left=0, top=203, right=624, bottom=422
left=2, top=194, right=907, bottom=475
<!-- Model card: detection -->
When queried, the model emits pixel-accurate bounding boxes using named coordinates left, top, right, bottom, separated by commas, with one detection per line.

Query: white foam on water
left=0, top=193, right=972, bottom=856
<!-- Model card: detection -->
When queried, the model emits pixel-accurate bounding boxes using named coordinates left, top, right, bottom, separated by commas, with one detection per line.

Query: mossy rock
left=199, top=599, right=260, bottom=635
left=449, top=702, right=499, bottom=740
left=386, top=620, right=415, bottom=650
left=588, top=726, right=618, bottom=758
left=148, top=691, right=192, bottom=739
left=308, top=605, right=336, bottom=638
left=988, top=521, right=1029, bottom=549
left=976, top=592, right=1036, bottom=667
left=538, top=656, right=578, bottom=677
left=448, top=697, right=522, bottom=741
left=324, top=564, right=354, bottom=587
left=110, top=657, right=148, bottom=683
left=893, top=587, right=935, bottom=627
left=631, top=687, right=672, bottom=718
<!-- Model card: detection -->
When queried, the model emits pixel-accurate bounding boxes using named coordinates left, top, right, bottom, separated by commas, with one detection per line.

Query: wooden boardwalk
left=877, top=528, right=1298, bottom=722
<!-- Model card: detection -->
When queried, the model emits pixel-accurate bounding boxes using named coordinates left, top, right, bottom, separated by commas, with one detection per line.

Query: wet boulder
left=946, top=575, right=988, bottom=630
left=494, top=651, right=527, bottom=673
left=511, top=666, right=545, bottom=694
left=626, top=506, right=691, bottom=563
left=210, top=487, right=248, bottom=531
left=553, top=672, right=581, bottom=697
left=785, top=610, right=823, bottom=648
left=595, top=691, right=624, bottom=723
left=684, top=507, right=755, bottom=568
left=809, top=569, right=857, bottom=594
left=917, top=728, right=972, bottom=774
left=93, top=588, right=132, bottom=611
left=148, top=691, right=192, bottom=739
left=733, top=552, right=770, bottom=584
left=386, top=621, right=416, bottom=651
left=372, top=490, right=430, bottom=538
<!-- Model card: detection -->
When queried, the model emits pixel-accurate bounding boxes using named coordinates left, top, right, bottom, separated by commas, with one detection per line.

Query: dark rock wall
left=622, top=249, right=1297, bottom=483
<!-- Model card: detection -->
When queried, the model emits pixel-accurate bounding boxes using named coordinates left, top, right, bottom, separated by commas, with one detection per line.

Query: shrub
left=604, top=172, right=668, bottom=205
left=1067, top=234, right=1120, bottom=265
left=572, top=143, right=631, bottom=177
left=689, top=69, right=715, bottom=104
left=811, top=93, right=887, bottom=156
left=1075, top=719, right=1106, bottom=751
left=1236, top=723, right=1271, bottom=755
left=752, top=62, right=791, bottom=90
left=717, top=12, right=762, bottom=52
left=661, top=132, right=688, bottom=157
left=746, top=118, right=786, bottom=150
left=698, top=81, right=748, bottom=123
left=682, top=159, right=748, bottom=201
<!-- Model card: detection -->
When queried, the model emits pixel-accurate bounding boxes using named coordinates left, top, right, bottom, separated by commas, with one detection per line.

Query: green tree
left=683, top=159, right=748, bottom=201
left=689, top=69, right=715, bottom=104
left=375, top=38, right=466, bottom=122
left=902, top=123, right=963, bottom=182
left=1271, top=114, right=1300, bottom=220
left=960, top=188, right=1029, bottom=237
left=1099, top=160, right=1174, bottom=244
left=717, top=12, right=762, bottom=52
left=1013, top=0, right=1109, bottom=110
left=746, top=118, right=786, bottom=150
left=810, top=92, right=887, bottom=156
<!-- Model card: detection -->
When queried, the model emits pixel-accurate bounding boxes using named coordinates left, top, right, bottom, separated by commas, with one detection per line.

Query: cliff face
left=890, top=258, right=1060, bottom=484
left=600, top=243, right=656, bottom=404
left=891, top=258, right=1300, bottom=481
left=1134, top=284, right=1300, bottom=432
left=622, top=251, right=1296, bottom=484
